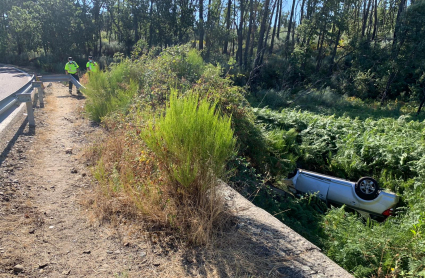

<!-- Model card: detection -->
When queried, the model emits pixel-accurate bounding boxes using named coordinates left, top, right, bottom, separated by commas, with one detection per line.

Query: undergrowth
left=83, top=45, right=425, bottom=276
left=250, top=87, right=425, bottom=121
left=253, top=107, right=425, bottom=277
left=142, top=91, right=236, bottom=244
left=88, top=91, right=236, bottom=245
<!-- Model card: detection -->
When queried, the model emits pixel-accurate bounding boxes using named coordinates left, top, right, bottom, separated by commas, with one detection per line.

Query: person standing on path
left=86, top=56, right=99, bottom=74
left=64, top=57, right=80, bottom=94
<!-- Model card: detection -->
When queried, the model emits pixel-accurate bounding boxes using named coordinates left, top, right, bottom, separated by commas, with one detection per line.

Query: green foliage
left=142, top=90, right=236, bottom=199
left=249, top=87, right=425, bottom=121
left=84, top=46, right=263, bottom=172
left=323, top=195, right=425, bottom=277
left=253, top=104, right=425, bottom=277
left=254, top=107, right=425, bottom=184
left=228, top=156, right=327, bottom=248
left=84, top=61, right=139, bottom=122
left=81, top=42, right=425, bottom=276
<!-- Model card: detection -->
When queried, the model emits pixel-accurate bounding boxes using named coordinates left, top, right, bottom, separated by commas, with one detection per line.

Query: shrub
left=323, top=196, right=425, bottom=277
left=83, top=61, right=140, bottom=122
left=143, top=91, right=236, bottom=191
left=141, top=91, right=236, bottom=244
left=101, top=40, right=126, bottom=57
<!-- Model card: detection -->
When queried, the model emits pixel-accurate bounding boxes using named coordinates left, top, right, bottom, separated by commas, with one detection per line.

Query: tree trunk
left=269, top=0, right=279, bottom=53
left=237, top=0, right=245, bottom=66
left=286, top=0, right=296, bottom=45
left=199, top=0, right=204, bottom=50
left=254, top=0, right=270, bottom=68
left=148, top=0, right=154, bottom=49
left=372, top=0, right=378, bottom=40
left=361, top=0, right=372, bottom=38
left=366, top=0, right=374, bottom=39
left=316, top=27, right=326, bottom=71
left=206, top=0, right=212, bottom=59
left=249, top=5, right=258, bottom=62
left=355, top=1, right=361, bottom=34
left=244, top=0, right=254, bottom=69
left=300, top=0, right=306, bottom=24
left=223, top=0, right=232, bottom=54
left=417, top=87, right=425, bottom=115
left=232, top=0, right=237, bottom=56
left=392, top=0, right=406, bottom=56
left=381, top=71, right=397, bottom=104
left=329, top=28, right=341, bottom=74
left=99, top=29, right=102, bottom=55
left=277, top=0, right=283, bottom=39
left=292, top=21, right=295, bottom=43
left=107, top=1, right=122, bottom=43
left=133, top=4, right=139, bottom=43
left=93, top=0, right=101, bottom=57
left=263, top=0, right=276, bottom=58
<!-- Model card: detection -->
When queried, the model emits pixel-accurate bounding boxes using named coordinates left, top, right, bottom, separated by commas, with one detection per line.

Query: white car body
left=288, top=169, right=399, bottom=217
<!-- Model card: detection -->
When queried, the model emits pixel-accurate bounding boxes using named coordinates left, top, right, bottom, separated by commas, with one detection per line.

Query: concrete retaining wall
left=219, top=182, right=353, bottom=278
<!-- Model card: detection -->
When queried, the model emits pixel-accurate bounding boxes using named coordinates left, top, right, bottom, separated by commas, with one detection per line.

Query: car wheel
left=355, top=177, right=380, bottom=200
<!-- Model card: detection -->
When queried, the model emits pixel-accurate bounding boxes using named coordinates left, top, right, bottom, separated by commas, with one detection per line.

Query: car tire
left=355, top=177, right=380, bottom=200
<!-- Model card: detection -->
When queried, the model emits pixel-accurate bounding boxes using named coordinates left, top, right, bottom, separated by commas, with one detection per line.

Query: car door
left=295, top=171, right=330, bottom=201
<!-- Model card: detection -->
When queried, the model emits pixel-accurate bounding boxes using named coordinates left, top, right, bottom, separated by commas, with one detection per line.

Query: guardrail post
left=26, top=99, right=35, bottom=127
left=33, top=81, right=44, bottom=108
left=16, top=81, right=35, bottom=127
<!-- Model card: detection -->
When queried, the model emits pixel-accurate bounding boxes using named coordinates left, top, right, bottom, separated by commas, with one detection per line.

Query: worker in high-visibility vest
left=86, top=56, right=99, bottom=73
left=64, top=57, right=80, bottom=94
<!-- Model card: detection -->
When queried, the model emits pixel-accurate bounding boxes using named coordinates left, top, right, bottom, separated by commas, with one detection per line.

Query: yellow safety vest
left=86, top=61, right=99, bottom=73
left=65, top=61, right=79, bottom=74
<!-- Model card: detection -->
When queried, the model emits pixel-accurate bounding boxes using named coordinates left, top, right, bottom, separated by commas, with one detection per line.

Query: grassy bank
left=83, top=45, right=246, bottom=245
left=82, top=45, right=425, bottom=277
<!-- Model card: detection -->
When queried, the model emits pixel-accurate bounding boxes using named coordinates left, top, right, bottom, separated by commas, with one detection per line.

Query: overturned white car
left=286, top=169, right=399, bottom=219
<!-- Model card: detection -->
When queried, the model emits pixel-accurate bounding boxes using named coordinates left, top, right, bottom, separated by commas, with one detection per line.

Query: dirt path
left=0, top=84, right=181, bottom=277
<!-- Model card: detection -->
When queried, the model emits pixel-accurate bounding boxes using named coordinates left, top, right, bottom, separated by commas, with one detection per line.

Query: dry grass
left=80, top=102, right=288, bottom=276
left=82, top=125, right=290, bottom=277
left=83, top=126, right=175, bottom=226
left=83, top=121, right=230, bottom=246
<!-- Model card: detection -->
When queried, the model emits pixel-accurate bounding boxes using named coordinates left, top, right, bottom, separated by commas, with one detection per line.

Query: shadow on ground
left=0, top=119, right=35, bottom=167
left=56, top=94, right=86, bottom=100
left=179, top=217, right=329, bottom=278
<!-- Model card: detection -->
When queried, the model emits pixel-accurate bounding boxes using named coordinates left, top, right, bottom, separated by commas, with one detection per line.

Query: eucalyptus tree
left=8, top=5, right=40, bottom=55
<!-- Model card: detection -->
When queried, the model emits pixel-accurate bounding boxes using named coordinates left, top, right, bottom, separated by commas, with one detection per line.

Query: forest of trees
left=1, top=0, right=425, bottom=104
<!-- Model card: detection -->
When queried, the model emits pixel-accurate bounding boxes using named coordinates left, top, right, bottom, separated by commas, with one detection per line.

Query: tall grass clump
left=84, top=62, right=140, bottom=122
left=142, top=91, right=236, bottom=244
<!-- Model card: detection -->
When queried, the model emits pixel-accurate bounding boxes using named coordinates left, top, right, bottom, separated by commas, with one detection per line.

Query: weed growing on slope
left=83, top=63, right=140, bottom=122
left=87, top=90, right=236, bottom=245
left=142, top=91, right=236, bottom=245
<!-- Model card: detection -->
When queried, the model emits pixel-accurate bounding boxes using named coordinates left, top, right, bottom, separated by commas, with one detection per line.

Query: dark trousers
left=69, top=73, right=80, bottom=92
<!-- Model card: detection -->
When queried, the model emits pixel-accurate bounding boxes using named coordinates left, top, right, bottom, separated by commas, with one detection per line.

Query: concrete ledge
left=219, top=182, right=353, bottom=278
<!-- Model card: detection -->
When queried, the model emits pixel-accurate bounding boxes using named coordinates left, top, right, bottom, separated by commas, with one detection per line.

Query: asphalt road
left=0, top=65, right=31, bottom=102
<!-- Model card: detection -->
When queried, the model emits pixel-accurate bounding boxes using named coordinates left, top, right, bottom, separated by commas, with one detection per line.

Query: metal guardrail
left=38, top=74, right=84, bottom=89
left=0, top=73, right=84, bottom=127
left=0, top=75, right=35, bottom=116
